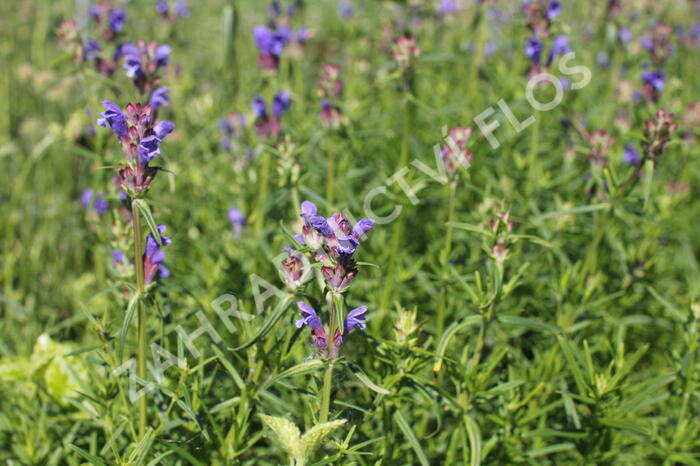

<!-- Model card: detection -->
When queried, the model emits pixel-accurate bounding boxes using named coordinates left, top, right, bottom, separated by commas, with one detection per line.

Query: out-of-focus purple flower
left=269, top=1, right=282, bottom=18
left=150, top=86, right=171, bottom=111
left=642, top=71, right=665, bottom=90
left=176, top=0, right=188, bottom=18
left=438, top=0, right=457, bottom=16
left=108, top=7, right=126, bottom=33
left=143, top=224, right=172, bottom=284
left=642, top=70, right=665, bottom=102
left=619, top=27, right=632, bottom=44
left=485, top=41, right=497, bottom=57
left=85, top=39, right=101, bottom=60
left=525, top=36, right=543, bottom=65
left=546, top=35, right=570, bottom=65
left=546, top=0, right=560, bottom=20
left=295, top=28, right=309, bottom=45
left=119, top=41, right=171, bottom=95
left=81, top=188, right=94, bottom=208
left=622, top=142, right=640, bottom=166
left=296, top=302, right=322, bottom=330
left=692, top=24, right=700, bottom=47
left=228, top=206, right=246, bottom=236
left=252, top=96, right=268, bottom=119
left=94, top=193, right=109, bottom=215
left=81, top=188, right=109, bottom=215
left=597, top=51, right=609, bottom=68
left=273, top=91, right=291, bottom=119
left=112, top=249, right=124, bottom=268
left=344, top=306, right=367, bottom=332
left=253, top=25, right=289, bottom=71
left=156, top=0, right=169, bottom=16
left=641, top=35, right=653, bottom=51
left=339, top=0, right=353, bottom=19
left=97, top=100, right=128, bottom=138
left=155, top=45, right=171, bottom=67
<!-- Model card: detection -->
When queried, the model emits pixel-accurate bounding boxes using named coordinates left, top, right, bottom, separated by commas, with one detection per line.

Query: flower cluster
left=642, top=109, right=678, bottom=162
left=440, top=125, right=473, bottom=172
left=489, top=210, right=514, bottom=265
left=524, top=0, right=560, bottom=37
left=318, top=65, right=345, bottom=129
left=641, top=70, right=665, bottom=103
left=524, top=34, right=570, bottom=74
left=252, top=92, right=291, bottom=139
left=295, top=302, right=367, bottom=358
left=641, top=23, right=674, bottom=66
left=392, top=37, right=421, bottom=70
left=119, top=41, right=172, bottom=99
left=156, top=0, right=189, bottom=21
left=89, top=2, right=126, bottom=42
left=282, top=201, right=374, bottom=293
left=81, top=188, right=109, bottom=216
left=253, top=2, right=308, bottom=71
left=219, top=112, right=248, bottom=151
left=143, top=224, right=172, bottom=285
left=587, top=129, right=615, bottom=167
left=97, top=101, right=175, bottom=195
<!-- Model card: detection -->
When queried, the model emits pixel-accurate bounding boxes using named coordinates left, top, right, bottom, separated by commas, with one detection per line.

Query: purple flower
left=176, top=0, right=188, bottom=18
left=94, top=193, right=109, bottom=215
left=154, top=120, right=175, bottom=139
left=295, top=28, right=309, bottom=45
left=150, top=86, right=170, bottom=111
left=254, top=25, right=287, bottom=56
left=273, top=91, right=291, bottom=119
left=296, top=302, right=322, bottom=329
left=642, top=70, right=665, bottom=91
left=85, top=39, right=101, bottom=60
left=108, top=7, right=126, bottom=33
left=351, top=218, right=374, bottom=239
left=97, top=101, right=128, bottom=138
left=619, top=28, right=632, bottom=44
left=300, top=200, right=317, bottom=225
left=228, top=206, right=246, bottom=235
left=597, top=51, right=609, bottom=68
left=344, top=306, right=367, bottom=332
left=144, top=224, right=172, bottom=284
left=546, top=35, right=570, bottom=65
left=156, top=0, right=169, bottom=16
left=139, top=135, right=161, bottom=164
left=438, top=0, right=457, bottom=16
left=112, top=249, right=124, bottom=268
left=623, top=142, right=640, bottom=166
left=339, top=0, right=354, bottom=19
left=252, top=96, right=268, bottom=119
left=81, top=188, right=94, bottom=208
left=641, top=35, right=653, bottom=52
left=525, top=36, right=543, bottom=65
left=155, top=45, right=171, bottom=67
left=546, top=1, right=560, bottom=20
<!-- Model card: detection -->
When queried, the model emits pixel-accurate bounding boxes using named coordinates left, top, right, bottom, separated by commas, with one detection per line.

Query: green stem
left=131, top=199, right=147, bottom=440
left=437, top=178, right=458, bottom=338
left=326, top=140, right=335, bottom=205
left=319, top=292, right=336, bottom=423
left=526, top=110, right=541, bottom=195
left=255, top=149, right=272, bottom=235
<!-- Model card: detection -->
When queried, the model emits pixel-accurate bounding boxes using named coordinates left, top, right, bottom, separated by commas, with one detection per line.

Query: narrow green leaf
left=433, top=315, right=482, bottom=373
left=463, top=414, right=481, bottom=466
left=353, top=370, right=391, bottom=395
left=231, top=294, right=293, bottom=351
left=68, top=445, right=108, bottom=466
left=133, top=199, right=162, bottom=245
left=261, top=359, right=325, bottom=391
left=118, top=295, right=139, bottom=362
left=393, top=410, right=429, bottom=466
left=642, top=158, right=654, bottom=209
left=498, top=315, right=559, bottom=334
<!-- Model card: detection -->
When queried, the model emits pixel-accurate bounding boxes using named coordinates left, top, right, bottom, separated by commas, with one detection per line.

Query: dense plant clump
left=1, top=0, right=700, bottom=464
